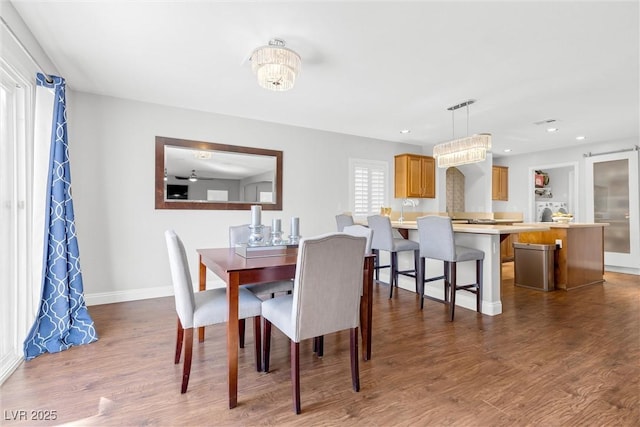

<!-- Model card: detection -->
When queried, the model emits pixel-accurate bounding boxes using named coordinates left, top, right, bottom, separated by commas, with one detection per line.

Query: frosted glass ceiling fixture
left=433, top=99, right=492, bottom=168
left=250, top=39, right=301, bottom=91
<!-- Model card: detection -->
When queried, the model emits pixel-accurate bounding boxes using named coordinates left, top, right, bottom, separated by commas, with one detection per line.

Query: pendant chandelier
left=250, top=39, right=301, bottom=92
left=433, top=99, right=491, bottom=168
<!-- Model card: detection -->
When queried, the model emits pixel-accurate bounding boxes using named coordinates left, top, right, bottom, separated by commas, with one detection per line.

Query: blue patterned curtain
left=24, top=73, right=98, bottom=360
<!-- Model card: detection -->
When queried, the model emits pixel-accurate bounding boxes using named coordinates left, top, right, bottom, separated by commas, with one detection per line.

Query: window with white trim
left=349, top=158, right=388, bottom=219
left=0, top=26, right=37, bottom=382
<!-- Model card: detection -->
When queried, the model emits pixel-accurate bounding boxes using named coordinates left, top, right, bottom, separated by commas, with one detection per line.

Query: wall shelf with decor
left=535, top=187, right=553, bottom=198
left=534, top=170, right=552, bottom=199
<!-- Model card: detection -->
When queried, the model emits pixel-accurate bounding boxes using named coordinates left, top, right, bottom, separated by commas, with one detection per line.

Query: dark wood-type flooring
left=2, top=264, right=639, bottom=426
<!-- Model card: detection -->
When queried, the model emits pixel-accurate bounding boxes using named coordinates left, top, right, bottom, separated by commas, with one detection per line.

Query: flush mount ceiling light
left=188, top=170, right=198, bottom=182
left=433, top=99, right=492, bottom=168
left=250, top=38, right=301, bottom=92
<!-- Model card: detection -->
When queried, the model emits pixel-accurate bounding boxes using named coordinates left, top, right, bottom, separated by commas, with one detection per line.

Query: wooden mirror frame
left=155, top=136, right=283, bottom=210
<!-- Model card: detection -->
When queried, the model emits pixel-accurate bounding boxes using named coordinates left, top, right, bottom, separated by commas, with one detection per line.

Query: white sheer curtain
left=30, top=74, right=54, bottom=315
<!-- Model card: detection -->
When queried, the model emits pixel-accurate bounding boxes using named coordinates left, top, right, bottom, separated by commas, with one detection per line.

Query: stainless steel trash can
left=513, top=243, right=555, bottom=291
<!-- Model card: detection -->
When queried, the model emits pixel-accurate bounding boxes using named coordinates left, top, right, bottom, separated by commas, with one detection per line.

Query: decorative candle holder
left=288, top=234, right=300, bottom=245
left=248, top=224, right=265, bottom=246
left=271, top=230, right=284, bottom=246
left=289, top=217, right=300, bottom=245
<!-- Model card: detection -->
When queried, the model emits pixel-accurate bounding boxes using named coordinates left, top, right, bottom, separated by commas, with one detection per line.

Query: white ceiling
left=9, top=0, right=640, bottom=157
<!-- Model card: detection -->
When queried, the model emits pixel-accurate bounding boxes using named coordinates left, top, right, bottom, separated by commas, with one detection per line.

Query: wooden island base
left=517, top=223, right=606, bottom=290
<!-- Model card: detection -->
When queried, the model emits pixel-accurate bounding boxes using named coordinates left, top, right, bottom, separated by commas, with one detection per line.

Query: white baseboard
left=84, top=279, right=227, bottom=306
left=85, top=286, right=174, bottom=306
left=0, top=354, right=23, bottom=386
left=605, top=265, right=640, bottom=276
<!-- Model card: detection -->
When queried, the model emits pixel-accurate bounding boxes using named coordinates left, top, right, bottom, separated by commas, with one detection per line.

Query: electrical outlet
left=555, top=239, right=562, bottom=249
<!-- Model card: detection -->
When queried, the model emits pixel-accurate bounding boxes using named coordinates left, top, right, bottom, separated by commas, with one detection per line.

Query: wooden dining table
left=196, top=247, right=375, bottom=409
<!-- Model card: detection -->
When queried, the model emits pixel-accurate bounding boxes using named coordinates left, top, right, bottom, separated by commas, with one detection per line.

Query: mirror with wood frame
left=155, top=136, right=283, bottom=210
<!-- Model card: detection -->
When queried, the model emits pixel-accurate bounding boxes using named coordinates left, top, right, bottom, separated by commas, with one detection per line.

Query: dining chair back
left=343, top=224, right=373, bottom=254
left=416, top=216, right=485, bottom=321
left=367, top=215, right=419, bottom=298
left=261, top=233, right=366, bottom=413
left=165, top=230, right=263, bottom=393
left=335, top=213, right=355, bottom=231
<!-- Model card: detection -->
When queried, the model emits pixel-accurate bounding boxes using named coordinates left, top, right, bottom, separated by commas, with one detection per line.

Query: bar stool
left=416, top=215, right=484, bottom=321
left=367, top=215, right=419, bottom=298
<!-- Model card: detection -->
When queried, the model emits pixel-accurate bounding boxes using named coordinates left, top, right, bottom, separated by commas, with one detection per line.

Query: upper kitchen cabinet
left=492, top=165, right=509, bottom=201
left=394, top=154, right=435, bottom=198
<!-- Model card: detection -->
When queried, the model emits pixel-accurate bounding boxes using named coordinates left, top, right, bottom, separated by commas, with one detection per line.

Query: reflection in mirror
left=155, top=136, right=283, bottom=210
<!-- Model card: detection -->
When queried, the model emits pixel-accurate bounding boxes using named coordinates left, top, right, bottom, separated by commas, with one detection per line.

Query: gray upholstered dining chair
left=335, top=213, right=355, bottom=231
left=261, top=233, right=367, bottom=414
left=310, top=224, right=373, bottom=357
left=165, top=230, right=263, bottom=393
left=367, top=215, right=419, bottom=298
left=229, top=224, right=295, bottom=347
left=343, top=224, right=373, bottom=254
left=416, top=216, right=484, bottom=321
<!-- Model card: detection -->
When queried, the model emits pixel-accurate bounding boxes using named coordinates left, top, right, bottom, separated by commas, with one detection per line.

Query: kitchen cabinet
left=492, top=166, right=509, bottom=201
left=394, top=154, right=435, bottom=198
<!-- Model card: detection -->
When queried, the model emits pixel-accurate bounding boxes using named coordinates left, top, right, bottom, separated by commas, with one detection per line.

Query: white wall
left=494, top=138, right=639, bottom=222
left=67, top=91, right=421, bottom=304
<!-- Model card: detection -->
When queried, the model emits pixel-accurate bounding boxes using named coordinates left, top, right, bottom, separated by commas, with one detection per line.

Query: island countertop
left=390, top=221, right=550, bottom=235
left=525, top=222, right=609, bottom=229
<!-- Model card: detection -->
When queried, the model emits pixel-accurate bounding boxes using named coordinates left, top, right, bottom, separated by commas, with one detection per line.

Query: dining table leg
left=198, top=256, right=206, bottom=342
left=226, top=271, right=240, bottom=409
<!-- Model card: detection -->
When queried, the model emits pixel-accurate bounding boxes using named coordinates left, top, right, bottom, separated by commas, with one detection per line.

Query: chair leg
left=253, top=316, right=262, bottom=372
left=443, top=261, right=450, bottom=303
left=449, top=262, right=457, bottom=322
left=181, top=328, right=193, bottom=394
left=476, top=259, right=483, bottom=313
left=291, top=340, right=301, bottom=414
left=389, top=252, right=398, bottom=298
left=373, top=249, right=380, bottom=282
left=350, top=327, right=360, bottom=392
left=175, top=318, right=184, bottom=364
left=419, top=257, right=426, bottom=310
left=263, top=319, right=272, bottom=373
left=413, top=250, right=420, bottom=293
left=313, top=336, right=324, bottom=357
left=239, top=318, right=246, bottom=349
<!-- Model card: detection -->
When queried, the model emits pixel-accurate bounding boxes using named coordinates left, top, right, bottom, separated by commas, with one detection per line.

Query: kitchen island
left=389, top=221, right=549, bottom=316
left=517, top=222, right=607, bottom=290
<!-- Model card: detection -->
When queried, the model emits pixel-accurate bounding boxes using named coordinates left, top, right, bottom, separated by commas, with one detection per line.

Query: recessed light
left=547, top=128, right=558, bottom=133
left=503, top=148, right=512, bottom=153
left=576, top=136, right=586, bottom=140
left=400, top=129, right=411, bottom=134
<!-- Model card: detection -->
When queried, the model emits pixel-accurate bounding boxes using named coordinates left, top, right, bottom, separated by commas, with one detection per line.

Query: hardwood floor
left=2, top=264, right=638, bottom=426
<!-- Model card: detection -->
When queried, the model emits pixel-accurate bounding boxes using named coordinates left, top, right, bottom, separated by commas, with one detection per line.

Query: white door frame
left=527, top=161, right=579, bottom=223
